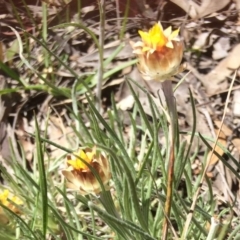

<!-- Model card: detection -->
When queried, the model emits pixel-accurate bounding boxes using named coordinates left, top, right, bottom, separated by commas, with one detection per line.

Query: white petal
left=132, top=41, right=144, bottom=48
left=164, top=26, right=172, bottom=37
left=170, top=29, right=180, bottom=40
left=166, top=41, right=174, bottom=48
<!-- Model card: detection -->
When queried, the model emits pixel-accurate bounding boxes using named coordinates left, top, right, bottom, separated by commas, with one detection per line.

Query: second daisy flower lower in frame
left=62, top=147, right=111, bottom=195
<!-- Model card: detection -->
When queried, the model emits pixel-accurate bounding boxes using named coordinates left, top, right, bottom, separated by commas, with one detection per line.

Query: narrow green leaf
left=34, top=116, right=48, bottom=238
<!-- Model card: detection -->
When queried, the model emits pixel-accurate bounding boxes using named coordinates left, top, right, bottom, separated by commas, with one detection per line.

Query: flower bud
left=130, top=22, right=183, bottom=82
left=62, top=147, right=111, bottom=195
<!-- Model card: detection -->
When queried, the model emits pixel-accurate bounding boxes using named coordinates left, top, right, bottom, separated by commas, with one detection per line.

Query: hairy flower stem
left=161, top=80, right=177, bottom=240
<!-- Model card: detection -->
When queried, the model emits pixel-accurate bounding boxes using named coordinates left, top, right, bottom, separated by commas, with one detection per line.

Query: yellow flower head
left=67, top=149, right=95, bottom=171
left=62, top=147, right=111, bottom=195
left=130, top=22, right=183, bottom=81
left=0, top=190, right=23, bottom=210
left=138, top=22, right=180, bottom=54
left=0, top=189, right=23, bottom=223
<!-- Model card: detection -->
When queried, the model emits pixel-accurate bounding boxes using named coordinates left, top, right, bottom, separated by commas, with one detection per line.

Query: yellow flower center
left=0, top=190, right=23, bottom=208
left=0, top=190, right=9, bottom=206
left=138, top=22, right=180, bottom=54
left=139, top=23, right=168, bottom=50
left=67, top=150, right=94, bottom=171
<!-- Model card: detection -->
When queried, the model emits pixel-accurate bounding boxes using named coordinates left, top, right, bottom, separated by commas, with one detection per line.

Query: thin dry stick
left=161, top=80, right=177, bottom=240
left=96, top=0, right=105, bottom=111
left=181, top=71, right=237, bottom=239
left=115, top=0, right=121, bottom=30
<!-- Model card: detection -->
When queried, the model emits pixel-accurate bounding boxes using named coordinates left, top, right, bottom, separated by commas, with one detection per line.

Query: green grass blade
left=34, top=116, right=48, bottom=238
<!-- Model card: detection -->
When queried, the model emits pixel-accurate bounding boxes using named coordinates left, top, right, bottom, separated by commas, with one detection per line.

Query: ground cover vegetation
left=0, top=0, right=240, bottom=239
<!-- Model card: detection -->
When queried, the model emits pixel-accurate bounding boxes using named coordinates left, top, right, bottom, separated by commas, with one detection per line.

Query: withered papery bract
left=130, top=22, right=183, bottom=82
left=62, top=148, right=111, bottom=195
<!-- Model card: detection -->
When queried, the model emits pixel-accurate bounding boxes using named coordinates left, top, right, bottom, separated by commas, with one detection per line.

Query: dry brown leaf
left=48, top=116, right=67, bottom=158
left=192, top=32, right=214, bottom=50
left=208, top=129, right=227, bottom=166
left=214, top=120, right=232, bottom=137
left=233, top=89, right=240, bottom=117
left=117, top=95, right=134, bottom=111
left=170, top=0, right=230, bottom=18
left=212, top=37, right=230, bottom=60
left=232, top=138, right=240, bottom=154
left=234, top=0, right=240, bottom=21
left=19, top=137, right=34, bottom=162
left=15, top=117, right=35, bottom=162
left=47, top=116, right=74, bottom=159
left=202, top=44, right=240, bottom=95
left=80, top=42, right=133, bottom=63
